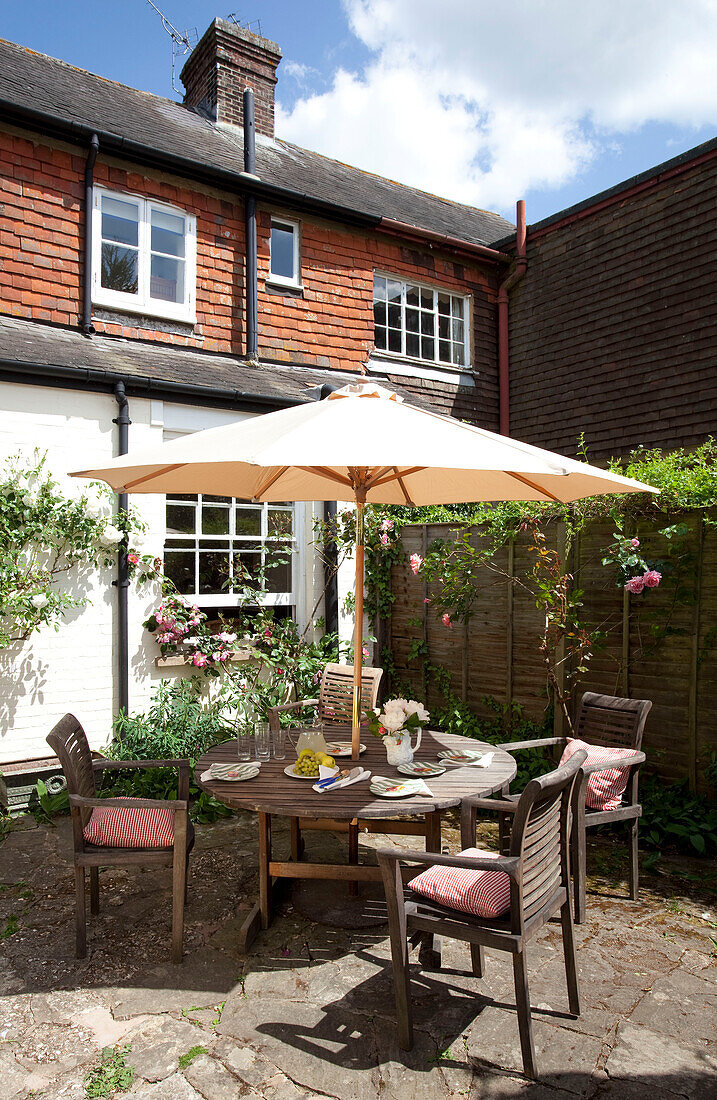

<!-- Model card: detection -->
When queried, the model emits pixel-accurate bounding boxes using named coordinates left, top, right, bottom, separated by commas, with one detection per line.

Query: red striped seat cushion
left=83, top=799, right=176, bottom=848
left=559, top=737, right=640, bottom=811
left=409, top=848, right=511, bottom=918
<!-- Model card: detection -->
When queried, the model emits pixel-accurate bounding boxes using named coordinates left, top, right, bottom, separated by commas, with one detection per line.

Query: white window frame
left=92, top=186, right=197, bottom=323
left=372, top=272, right=471, bottom=369
left=268, top=217, right=301, bottom=287
left=164, top=493, right=296, bottom=610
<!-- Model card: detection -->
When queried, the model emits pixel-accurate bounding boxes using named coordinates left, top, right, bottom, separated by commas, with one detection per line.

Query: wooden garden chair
left=47, top=713, right=194, bottom=964
left=495, top=691, right=651, bottom=923
left=377, top=749, right=587, bottom=1080
left=268, top=663, right=383, bottom=867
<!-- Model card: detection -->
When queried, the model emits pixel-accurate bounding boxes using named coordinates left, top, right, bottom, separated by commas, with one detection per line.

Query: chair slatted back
left=510, top=750, right=586, bottom=923
left=574, top=691, right=652, bottom=751
left=318, top=663, right=383, bottom=729
left=47, top=714, right=96, bottom=828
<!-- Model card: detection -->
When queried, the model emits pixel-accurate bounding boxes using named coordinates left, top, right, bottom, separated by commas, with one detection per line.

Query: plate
left=370, top=777, right=424, bottom=799
left=284, top=763, right=339, bottom=781
left=202, top=763, right=260, bottom=782
left=397, top=761, right=446, bottom=777
left=437, top=749, right=486, bottom=765
left=325, top=742, right=367, bottom=757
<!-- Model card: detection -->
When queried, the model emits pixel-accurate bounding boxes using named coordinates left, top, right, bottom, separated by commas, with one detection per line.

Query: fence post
left=621, top=589, right=630, bottom=697
left=421, top=525, right=428, bottom=701
left=687, top=514, right=704, bottom=793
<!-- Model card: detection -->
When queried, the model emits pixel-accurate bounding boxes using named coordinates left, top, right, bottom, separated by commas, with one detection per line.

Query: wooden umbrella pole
left=352, top=490, right=366, bottom=760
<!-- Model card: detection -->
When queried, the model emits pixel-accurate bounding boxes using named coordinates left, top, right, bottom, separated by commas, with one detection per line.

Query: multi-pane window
left=164, top=494, right=294, bottom=607
left=269, top=218, right=300, bottom=285
left=373, top=275, right=469, bottom=367
left=92, top=188, right=196, bottom=322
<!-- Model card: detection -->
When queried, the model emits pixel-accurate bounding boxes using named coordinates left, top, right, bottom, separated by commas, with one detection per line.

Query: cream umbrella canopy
left=73, top=382, right=657, bottom=757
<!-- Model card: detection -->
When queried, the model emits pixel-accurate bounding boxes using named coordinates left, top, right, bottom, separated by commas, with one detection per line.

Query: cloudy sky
left=4, top=0, right=716, bottom=222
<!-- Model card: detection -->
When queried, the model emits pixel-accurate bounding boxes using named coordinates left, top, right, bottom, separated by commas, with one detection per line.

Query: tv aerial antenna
left=227, top=12, right=263, bottom=36
left=145, top=0, right=198, bottom=95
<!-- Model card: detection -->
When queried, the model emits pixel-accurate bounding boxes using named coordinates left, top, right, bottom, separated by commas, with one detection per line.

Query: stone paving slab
left=0, top=811, right=715, bottom=1100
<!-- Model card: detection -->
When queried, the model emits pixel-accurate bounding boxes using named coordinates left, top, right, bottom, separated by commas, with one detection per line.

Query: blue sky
left=3, top=0, right=715, bottom=225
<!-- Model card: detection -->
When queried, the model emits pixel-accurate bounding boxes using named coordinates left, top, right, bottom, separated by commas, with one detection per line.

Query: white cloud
left=276, top=0, right=717, bottom=214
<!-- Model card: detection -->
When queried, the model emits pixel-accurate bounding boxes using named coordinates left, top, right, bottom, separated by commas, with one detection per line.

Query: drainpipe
left=113, top=382, right=131, bottom=717
left=82, top=133, right=99, bottom=336
left=497, top=199, right=527, bottom=436
left=243, top=89, right=259, bottom=362
left=315, top=384, right=340, bottom=642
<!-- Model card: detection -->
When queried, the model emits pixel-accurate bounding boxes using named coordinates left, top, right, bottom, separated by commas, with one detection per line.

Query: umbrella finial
left=328, top=382, right=403, bottom=403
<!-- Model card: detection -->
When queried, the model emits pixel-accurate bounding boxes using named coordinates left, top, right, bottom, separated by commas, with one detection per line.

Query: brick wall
left=508, top=152, right=717, bottom=460
left=256, top=210, right=500, bottom=426
left=0, top=124, right=502, bottom=427
left=0, top=127, right=246, bottom=354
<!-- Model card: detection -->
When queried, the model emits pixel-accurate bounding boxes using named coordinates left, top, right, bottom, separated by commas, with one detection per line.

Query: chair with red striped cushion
left=378, top=750, right=587, bottom=1081
left=47, top=714, right=194, bottom=964
left=490, top=691, right=651, bottom=923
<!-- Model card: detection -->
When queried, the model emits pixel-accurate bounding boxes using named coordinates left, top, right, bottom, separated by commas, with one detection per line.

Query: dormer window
left=92, top=188, right=196, bottom=322
left=269, top=218, right=301, bottom=287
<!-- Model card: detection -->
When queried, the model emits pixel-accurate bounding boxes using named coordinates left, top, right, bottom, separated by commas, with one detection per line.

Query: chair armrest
left=93, top=758, right=191, bottom=771
left=267, top=699, right=319, bottom=732
left=499, top=737, right=565, bottom=752
left=69, top=794, right=188, bottom=812
left=376, top=846, right=520, bottom=881
left=271, top=699, right=319, bottom=715
left=464, top=795, right=519, bottom=814
left=582, top=751, right=645, bottom=775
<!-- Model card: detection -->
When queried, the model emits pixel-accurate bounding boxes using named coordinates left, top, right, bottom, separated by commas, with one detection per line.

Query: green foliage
left=29, top=777, right=70, bottom=824
left=177, top=1046, right=208, bottom=1070
left=610, top=438, right=717, bottom=514
left=640, top=775, right=717, bottom=856
left=0, top=914, right=19, bottom=939
left=84, top=1045, right=134, bottom=1098
left=0, top=450, right=152, bottom=648
left=106, top=679, right=230, bottom=824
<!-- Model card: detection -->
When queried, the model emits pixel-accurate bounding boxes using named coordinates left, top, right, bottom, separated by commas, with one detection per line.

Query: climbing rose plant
left=0, top=451, right=151, bottom=648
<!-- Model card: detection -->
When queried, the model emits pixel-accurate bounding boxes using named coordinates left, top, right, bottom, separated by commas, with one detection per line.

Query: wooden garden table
left=195, top=729, right=516, bottom=949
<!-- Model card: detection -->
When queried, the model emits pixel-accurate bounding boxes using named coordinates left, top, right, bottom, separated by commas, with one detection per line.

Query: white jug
left=382, top=728, right=422, bottom=766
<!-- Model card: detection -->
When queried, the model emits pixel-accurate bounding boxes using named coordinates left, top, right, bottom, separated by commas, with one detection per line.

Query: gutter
left=82, top=133, right=99, bottom=335
left=378, top=217, right=511, bottom=264
left=0, top=357, right=311, bottom=411
left=497, top=200, right=527, bottom=437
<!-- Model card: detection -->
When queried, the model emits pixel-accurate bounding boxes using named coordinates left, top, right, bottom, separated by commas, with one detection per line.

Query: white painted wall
left=0, top=383, right=325, bottom=764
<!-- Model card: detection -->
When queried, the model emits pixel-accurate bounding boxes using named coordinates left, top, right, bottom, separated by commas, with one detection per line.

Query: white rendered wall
left=0, top=384, right=324, bottom=764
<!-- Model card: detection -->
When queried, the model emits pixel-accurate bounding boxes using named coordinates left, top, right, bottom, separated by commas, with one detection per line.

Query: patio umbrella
left=72, top=381, right=656, bottom=758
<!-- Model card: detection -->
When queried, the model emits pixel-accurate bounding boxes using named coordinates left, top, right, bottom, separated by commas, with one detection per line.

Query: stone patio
left=0, top=810, right=715, bottom=1099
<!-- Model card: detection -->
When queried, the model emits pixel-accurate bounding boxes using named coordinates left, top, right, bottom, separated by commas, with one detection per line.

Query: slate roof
left=0, top=315, right=431, bottom=409
left=0, top=37, right=513, bottom=248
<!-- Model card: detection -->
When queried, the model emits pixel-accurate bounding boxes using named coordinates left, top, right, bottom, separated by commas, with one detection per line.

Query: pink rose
left=381, top=518, right=393, bottom=531
left=643, top=570, right=662, bottom=588
left=409, top=553, right=423, bottom=575
left=424, top=597, right=431, bottom=604
left=630, top=538, right=640, bottom=548
left=624, top=576, right=645, bottom=594
left=191, top=652, right=208, bottom=667
left=380, top=533, right=389, bottom=546
left=264, top=628, right=272, bottom=637
left=362, top=645, right=369, bottom=659
left=441, top=612, right=453, bottom=628
left=127, top=551, right=140, bottom=565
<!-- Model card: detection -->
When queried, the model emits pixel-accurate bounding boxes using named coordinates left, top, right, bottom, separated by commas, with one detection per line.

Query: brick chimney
left=180, top=19, right=282, bottom=137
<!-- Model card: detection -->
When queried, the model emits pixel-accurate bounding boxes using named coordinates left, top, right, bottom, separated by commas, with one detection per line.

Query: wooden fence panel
left=387, top=512, right=717, bottom=794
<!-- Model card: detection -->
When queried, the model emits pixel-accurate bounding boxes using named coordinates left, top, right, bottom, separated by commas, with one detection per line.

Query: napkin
left=200, top=761, right=260, bottom=782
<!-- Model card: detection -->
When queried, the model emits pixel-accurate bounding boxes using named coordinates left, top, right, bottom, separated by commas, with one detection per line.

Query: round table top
left=194, top=729, right=517, bottom=821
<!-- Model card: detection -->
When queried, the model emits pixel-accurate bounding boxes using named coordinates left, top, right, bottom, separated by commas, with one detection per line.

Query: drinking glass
left=255, top=721, right=271, bottom=761
left=236, top=728, right=252, bottom=761
left=272, top=725, right=287, bottom=760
